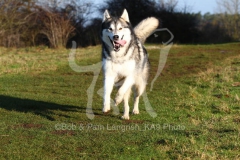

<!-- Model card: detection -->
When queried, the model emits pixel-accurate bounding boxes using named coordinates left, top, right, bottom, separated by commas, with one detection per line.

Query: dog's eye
left=119, top=28, right=122, bottom=30
left=108, top=28, right=113, bottom=31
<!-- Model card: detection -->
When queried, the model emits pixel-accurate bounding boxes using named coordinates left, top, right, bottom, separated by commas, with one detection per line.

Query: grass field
left=0, top=43, right=239, bottom=159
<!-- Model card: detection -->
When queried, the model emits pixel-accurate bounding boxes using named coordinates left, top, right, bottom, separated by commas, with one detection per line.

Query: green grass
left=0, top=43, right=239, bottom=159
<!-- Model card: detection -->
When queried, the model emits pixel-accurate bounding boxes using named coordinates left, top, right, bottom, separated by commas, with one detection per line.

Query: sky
left=93, top=0, right=218, bottom=15
left=178, top=0, right=217, bottom=14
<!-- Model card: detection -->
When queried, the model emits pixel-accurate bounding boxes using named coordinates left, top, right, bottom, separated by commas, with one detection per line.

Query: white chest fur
left=103, top=58, right=136, bottom=78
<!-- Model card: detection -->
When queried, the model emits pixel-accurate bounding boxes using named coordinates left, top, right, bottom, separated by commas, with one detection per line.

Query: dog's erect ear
left=103, top=10, right=111, bottom=22
left=120, top=9, right=129, bottom=23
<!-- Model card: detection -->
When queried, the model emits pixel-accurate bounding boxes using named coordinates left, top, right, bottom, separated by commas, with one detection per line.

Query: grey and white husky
left=101, top=9, right=159, bottom=119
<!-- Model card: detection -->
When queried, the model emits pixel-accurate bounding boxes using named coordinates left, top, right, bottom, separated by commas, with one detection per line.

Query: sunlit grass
left=0, top=43, right=239, bottom=159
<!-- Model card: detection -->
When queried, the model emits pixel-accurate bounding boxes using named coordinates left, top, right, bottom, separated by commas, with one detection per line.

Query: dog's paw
left=132, top=109, right=139, bottom=115
left=115, top=95, right=123, bottom=106
left=102, top=107, right=111, bottom=113
left=121, top=115, right=130, bottom=120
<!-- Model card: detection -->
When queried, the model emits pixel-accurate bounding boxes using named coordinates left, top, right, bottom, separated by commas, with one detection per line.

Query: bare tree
left=32, top=0, right=93, bottom=48
left=217, top=0, right=240, bottom=40
left=0, top=0, right=39, bottom=47
left=0, top=0, right=25, bottom=47
left=182, top=1, right=193, bottom=13
left=0, top=0, right=93, bottom=48
left=158, top=0, right=178, bottom=12
left=34, top=7, right=75, bottom=48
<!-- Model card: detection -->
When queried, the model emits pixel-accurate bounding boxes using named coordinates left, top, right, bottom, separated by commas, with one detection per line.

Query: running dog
left=101, top=9, right=159, bottom=119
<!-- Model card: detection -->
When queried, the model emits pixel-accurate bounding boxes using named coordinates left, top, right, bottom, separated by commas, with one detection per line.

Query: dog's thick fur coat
left=101, top=9, right=159, bottom=119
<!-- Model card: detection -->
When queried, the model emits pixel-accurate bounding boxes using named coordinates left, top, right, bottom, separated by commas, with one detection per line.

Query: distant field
left=0, top=43, right=239, bottom=159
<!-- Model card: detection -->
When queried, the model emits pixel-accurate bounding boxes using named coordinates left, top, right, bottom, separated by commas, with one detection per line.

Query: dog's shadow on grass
left=0, top=95, right=87, bottom=121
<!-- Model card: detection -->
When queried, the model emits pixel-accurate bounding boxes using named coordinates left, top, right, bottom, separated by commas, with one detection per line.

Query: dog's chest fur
left=102, top=41, right=146, bottom=79
left=103, top=58, right=135, bottom=78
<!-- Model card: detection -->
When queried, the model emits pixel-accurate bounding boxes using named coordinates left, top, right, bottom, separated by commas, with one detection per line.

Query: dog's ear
left=120, top=9, right=129, bottom=23
left=103, top=10, right=111, bottom=22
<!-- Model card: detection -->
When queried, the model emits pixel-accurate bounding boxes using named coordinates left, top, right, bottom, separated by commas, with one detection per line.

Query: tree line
left=0, top=0, right=239, bottom=48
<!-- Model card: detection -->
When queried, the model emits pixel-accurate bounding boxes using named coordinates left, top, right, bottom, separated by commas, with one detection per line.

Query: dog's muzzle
left=108, top=35, right=126, bottom=52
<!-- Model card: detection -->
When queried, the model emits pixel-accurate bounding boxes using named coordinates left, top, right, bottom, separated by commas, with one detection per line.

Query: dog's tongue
left=115, top=40, right=126, bottom=46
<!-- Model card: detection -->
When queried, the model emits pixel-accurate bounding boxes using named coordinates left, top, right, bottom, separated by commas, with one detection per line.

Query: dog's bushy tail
left=134, top=17, right=159, bottom=44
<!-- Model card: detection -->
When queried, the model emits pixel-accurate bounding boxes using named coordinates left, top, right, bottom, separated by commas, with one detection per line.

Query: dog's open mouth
left=108, top=37, right=126, bottom=52
left=113, top=40, right=126, bottom=51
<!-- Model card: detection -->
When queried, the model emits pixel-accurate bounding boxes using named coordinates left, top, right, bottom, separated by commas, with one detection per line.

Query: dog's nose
left=113, top=35, right=119, bottom=40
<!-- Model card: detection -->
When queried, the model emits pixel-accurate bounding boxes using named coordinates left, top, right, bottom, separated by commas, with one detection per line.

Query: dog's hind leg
left=132, top=82, right=146, bottom=115
left=132, top=86, right=140, bottom=115
left=133, top=94, right=140, bottom=115
left=121, top=87, right=131, bottom=120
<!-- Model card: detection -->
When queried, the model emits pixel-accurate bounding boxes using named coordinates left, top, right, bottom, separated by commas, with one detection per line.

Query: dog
left=101, top=9, right=159, bottom=119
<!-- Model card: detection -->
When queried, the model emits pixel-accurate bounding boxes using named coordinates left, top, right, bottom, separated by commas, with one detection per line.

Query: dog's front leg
left=103, top=76, right=115, bottom=113
left=115, top=76, right=134, bottom=119
left=115, top=76, right=134, bottom=105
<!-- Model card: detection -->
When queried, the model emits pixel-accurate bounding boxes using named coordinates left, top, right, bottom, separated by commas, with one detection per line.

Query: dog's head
left=101, top=9, right=131, bottom=52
